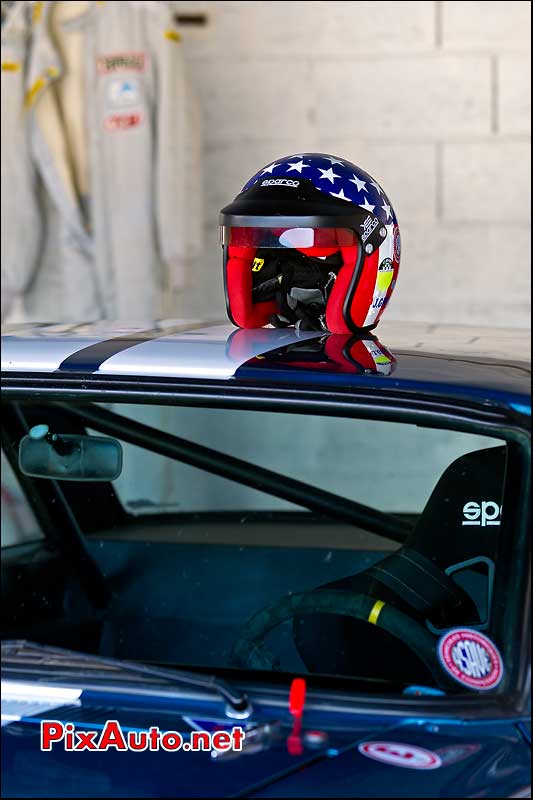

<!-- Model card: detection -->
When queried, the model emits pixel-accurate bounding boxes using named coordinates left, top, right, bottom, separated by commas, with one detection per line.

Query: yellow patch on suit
left=32, top=1, right=44, bottom=24
left=165, top=29, right=182, bottom=43
left=24, top=76, right=46, bottom=108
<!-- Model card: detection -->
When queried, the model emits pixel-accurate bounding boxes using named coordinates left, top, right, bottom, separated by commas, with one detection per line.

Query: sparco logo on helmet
left=261, top=179, right=300, bottom=188
left=361, top=215, right=379, bottom=243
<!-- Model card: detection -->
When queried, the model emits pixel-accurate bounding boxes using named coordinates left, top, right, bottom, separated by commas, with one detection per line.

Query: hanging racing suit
left=1, top=0, right=202, bottom=322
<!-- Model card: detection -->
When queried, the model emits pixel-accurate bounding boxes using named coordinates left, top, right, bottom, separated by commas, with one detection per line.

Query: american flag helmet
left=220, top=153, right=400, bottom=334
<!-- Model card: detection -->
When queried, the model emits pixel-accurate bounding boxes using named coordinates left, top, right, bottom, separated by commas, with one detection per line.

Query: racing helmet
left=220, top=153, right=401, bottom=334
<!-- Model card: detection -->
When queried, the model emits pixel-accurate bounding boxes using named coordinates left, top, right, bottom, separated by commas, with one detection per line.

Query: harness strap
left=366, top=547, right=474, bottom=621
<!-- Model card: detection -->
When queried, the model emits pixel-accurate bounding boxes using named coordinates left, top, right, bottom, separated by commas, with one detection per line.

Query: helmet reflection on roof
left=220, top=153, right=401, bottom=334
left=227, top=329, right=397, bottom=377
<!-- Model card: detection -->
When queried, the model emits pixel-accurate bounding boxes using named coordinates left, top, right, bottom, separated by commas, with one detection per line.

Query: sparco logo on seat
left=462, top=501, right=502, bottom=526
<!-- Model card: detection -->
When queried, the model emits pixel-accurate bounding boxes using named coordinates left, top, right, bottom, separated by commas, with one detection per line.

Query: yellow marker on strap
left=368, top=600, right=385, bottom=625
left=2, top=62, right=21, bottom=72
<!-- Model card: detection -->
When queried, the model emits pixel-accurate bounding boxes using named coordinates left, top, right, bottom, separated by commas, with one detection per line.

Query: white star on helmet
left=318, top=167, right=341, bottom=184
left=260, top=163, right=281, bottom=175
left=360, top=197, right=376, bottom=213
left=286, top=160, right=309, bottom=174
left=349, top=174, right=368, bottom=193
left=329, top=188, right=350, bottom=201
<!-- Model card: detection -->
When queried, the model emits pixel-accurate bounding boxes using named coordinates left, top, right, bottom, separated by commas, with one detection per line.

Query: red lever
left=287, top=678, right=307, bottom=755
left=289, top=677, right=306, bottom=717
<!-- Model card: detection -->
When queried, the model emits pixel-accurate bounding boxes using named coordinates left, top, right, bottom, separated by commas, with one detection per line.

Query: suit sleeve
left=1, top=4, right=43, bottom=321
left=153, top=8, right=203, bottom=293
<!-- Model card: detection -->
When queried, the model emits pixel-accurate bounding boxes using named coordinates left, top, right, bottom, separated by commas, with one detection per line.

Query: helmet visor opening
left=220, top=226, right=358, bottom=250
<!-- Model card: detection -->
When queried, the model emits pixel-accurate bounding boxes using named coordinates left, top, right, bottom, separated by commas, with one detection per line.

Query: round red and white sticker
left=438, top=628, right=503, bottom=691
left=358, top=741, right=442, bottom=770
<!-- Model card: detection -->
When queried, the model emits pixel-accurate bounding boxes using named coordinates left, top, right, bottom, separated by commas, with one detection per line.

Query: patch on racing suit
left=107, top=78, right=140, bottom=108
left=104, top=112, right=143, bottom=132
left=97, top=52, right=147, bottom=74
left=164, top=29, right=182, bottom=43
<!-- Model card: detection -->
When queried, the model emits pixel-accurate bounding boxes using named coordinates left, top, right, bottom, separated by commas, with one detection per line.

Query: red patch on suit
left=104, top=112, right=143, bottom=132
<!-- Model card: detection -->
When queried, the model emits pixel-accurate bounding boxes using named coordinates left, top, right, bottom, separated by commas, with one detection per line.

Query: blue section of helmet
left=241, top=153, right=398, bottom=227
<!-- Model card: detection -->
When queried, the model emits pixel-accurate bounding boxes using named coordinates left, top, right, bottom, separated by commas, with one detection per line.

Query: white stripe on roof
left=1, top=322, right=323, bottom=378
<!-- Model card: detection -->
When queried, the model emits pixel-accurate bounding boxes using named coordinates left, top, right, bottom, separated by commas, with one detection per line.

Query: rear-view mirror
left=19, top=425, right=123, bottom=481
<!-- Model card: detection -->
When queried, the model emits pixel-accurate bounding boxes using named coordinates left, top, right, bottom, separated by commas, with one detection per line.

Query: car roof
left=1, top=320, right=531, bottom=410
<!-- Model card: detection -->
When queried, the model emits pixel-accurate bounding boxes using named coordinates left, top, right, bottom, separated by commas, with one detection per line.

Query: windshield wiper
left=59, top=402, right=411, bottom=543
left=1, top=640, right=253, bottom=718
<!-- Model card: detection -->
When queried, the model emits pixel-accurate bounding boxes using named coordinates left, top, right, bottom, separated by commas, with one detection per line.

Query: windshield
left=1, top=399, right=519, bottom=696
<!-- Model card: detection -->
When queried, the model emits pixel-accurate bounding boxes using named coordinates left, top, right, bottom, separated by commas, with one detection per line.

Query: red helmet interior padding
left=226, top=245, right=278, bottom=328
left=225, top=238, right=365, bottom=333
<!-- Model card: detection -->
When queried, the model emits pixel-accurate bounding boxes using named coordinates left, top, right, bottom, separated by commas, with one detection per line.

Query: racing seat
left=293, top=446, right=507, bottom=683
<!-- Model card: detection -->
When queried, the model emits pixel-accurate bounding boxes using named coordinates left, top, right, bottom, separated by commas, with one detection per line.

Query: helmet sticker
left=438, top=628, right=504, bottom=691
left=362, top=230, right=395, bottom=328
left=393, top=226, right=401, bottom=263
left=360, top=215, right=379, bottom=243
left=358, top=741, right=442, bottom=770
left=376, top=258, right=394, bottom=292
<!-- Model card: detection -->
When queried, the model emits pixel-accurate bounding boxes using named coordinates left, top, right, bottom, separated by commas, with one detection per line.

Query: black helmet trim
left=219, top=179, right=387, bottom=254
left=342, top=243, right=366, bottom=334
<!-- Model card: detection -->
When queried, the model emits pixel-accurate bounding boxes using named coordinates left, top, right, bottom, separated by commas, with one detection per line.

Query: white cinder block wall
left=172, top=0, right=531, bottom=329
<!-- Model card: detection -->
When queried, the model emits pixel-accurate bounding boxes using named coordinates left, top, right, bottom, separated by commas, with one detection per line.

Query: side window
left=1, top=451, right=44, bottom=547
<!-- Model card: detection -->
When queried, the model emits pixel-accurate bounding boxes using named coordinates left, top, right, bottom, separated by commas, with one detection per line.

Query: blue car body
left=1, top=320, right=531, bottom=798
